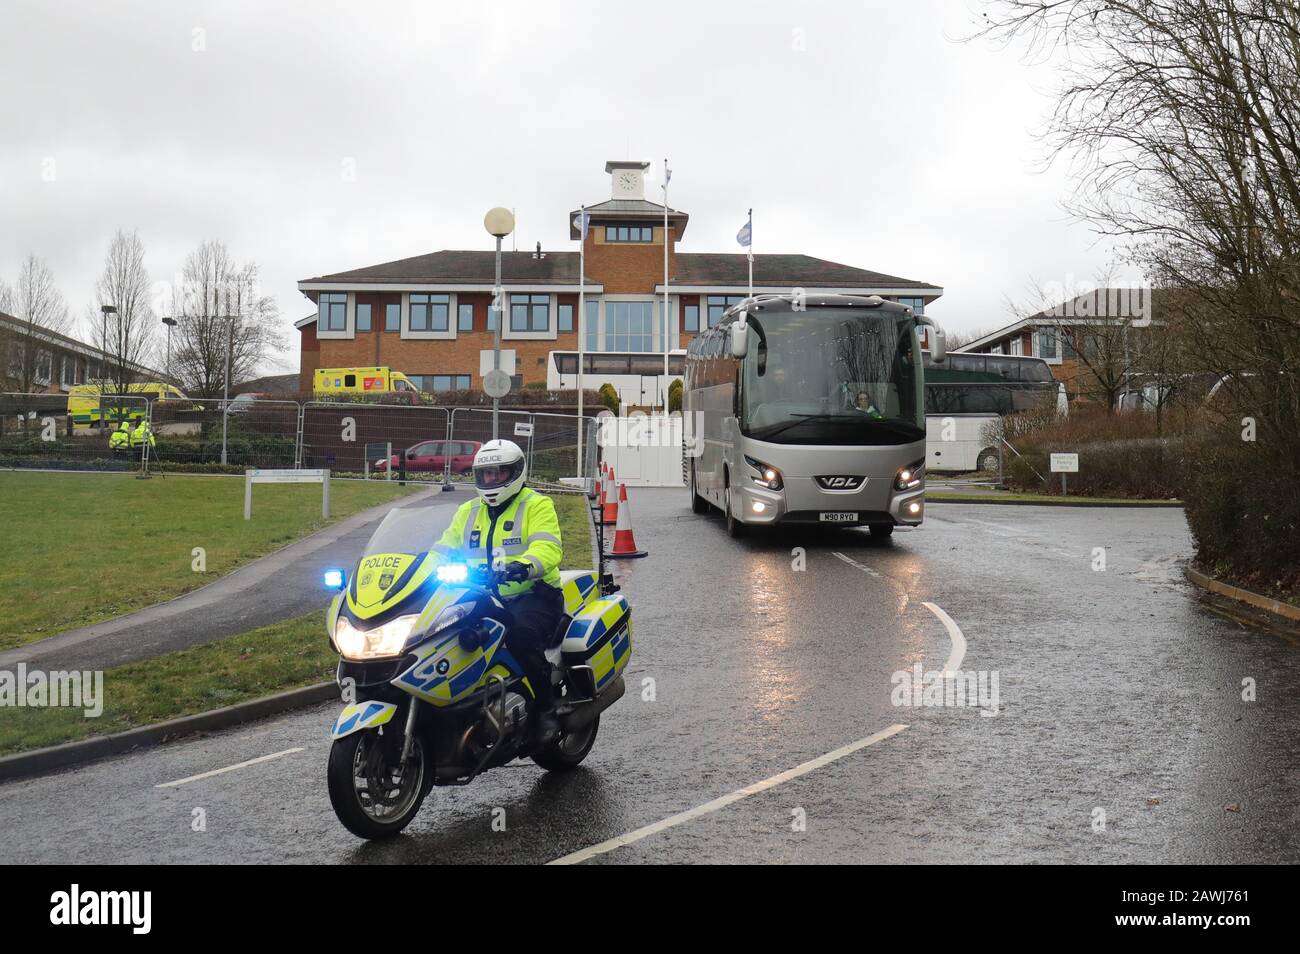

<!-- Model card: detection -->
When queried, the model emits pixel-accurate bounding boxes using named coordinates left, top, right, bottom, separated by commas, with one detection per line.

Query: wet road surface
left=2, top=489, right=1297, bottom=864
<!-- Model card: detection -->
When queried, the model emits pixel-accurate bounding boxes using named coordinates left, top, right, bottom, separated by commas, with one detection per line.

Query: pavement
left=2, top=488, right=1298, bottom=864
left=0, top=484, right=465, bottom=674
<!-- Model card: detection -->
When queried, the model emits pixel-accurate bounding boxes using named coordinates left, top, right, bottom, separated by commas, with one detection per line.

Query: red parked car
left=374, top=440, right=481, bottom=474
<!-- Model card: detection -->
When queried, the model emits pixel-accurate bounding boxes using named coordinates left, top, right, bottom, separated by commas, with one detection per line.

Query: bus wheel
left=977, top=447, right=1000, bottom=472
left=689, top=461, right=709, bottom=515
left=724, top=475, right=746, bottom=538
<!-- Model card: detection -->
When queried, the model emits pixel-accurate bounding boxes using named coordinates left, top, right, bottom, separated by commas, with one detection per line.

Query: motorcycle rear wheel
left=328, top=730, right=427, bottom=839
left=532, top=715, right=600, bottom=771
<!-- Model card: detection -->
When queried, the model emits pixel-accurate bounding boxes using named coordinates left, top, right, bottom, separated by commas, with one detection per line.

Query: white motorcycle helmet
left=472, top=439, right=527, bottom=506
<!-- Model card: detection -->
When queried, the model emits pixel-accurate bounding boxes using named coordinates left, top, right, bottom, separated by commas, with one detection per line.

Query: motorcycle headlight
left=334, top=614, right=420, bottom=660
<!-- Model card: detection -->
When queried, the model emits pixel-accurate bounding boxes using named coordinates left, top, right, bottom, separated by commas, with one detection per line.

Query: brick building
left=1, top=311, right=156, bottom=395
left=296, top=160, right=943, bottom=402
left=954, top=288, right=1157, bottom=403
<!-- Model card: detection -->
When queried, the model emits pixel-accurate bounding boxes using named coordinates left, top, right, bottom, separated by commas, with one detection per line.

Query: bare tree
left=976, top=0, right=1300, bottom=441
left=0, top=254, right=71, bottom=394
left=92, top=229, right=157, bottom=393
left=170, top=240, right=282, bottom=398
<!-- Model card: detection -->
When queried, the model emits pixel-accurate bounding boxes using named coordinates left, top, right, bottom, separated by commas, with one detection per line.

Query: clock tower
left=605, top=160, right=649, bottom=200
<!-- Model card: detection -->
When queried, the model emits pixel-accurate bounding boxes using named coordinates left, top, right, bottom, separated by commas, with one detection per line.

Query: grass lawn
left=0, top=611, right=335, bottom=755
left=0, top=471, right=418, bottom=649
left=0, top=489, right=596, bottom=755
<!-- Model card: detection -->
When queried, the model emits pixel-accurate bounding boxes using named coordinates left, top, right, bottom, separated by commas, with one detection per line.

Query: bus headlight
left=894, top=459, right=925, bottom=491
left=744, top=455, right=784, bottom=491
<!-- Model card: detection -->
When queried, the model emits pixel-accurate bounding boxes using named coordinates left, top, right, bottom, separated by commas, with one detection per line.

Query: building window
left=35, top=349, right=52, bottom=384
left=1038, top=326, right=1058, bottom=360
left=320, top=292, right=347, bottom=332
left=458, top=303, right=474, bottom=332
left=487, top=298, right=499, bottom=331
left=605, top=225, right=653, bottom=243
left=410, top=293, right=450, bottom=332
left=356, top=303, right=372, bottom=332
left=510, top=294, right=549, bottom=332
left=683, top=302, right=700, bottom=332
left=605, top=301, right=655, bottom=352
left=409, top=374, right=471, bottom=392
left=1010, top=336, right=1023, bottom=356
left=61, top=355, right=75, bottom=387
left=586, top=300, right=598, bottom=352
left=707, top=295, right=743, bottom=328
left=385, top=303, right=400, bottom=332
left=893, top=296, right=925, bottom=315
left=558, top=303, right=574, bottom=333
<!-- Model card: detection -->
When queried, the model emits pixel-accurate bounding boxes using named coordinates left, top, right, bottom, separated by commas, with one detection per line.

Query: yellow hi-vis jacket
left=432, top=487, right=562, bottom=598
left=130, top=420, right=155, bottom=447
left=109, top=425, right=130, bottom=450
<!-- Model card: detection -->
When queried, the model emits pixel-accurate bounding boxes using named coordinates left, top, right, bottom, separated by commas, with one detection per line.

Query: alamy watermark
left=1040, top=281, right=1153, bottom=327
left=891, top=663, right=1000, bottom=717
left=0, top=665, right=103, bottom=717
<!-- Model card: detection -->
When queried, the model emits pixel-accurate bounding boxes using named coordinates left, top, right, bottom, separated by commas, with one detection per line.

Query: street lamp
left=160, top=315, right=177, bottom=383
left=99, top=304, right=116, bottom=385
left=483, top=206, right=515, bottom=440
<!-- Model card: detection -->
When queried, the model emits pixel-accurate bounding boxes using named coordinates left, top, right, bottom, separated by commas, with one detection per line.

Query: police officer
left=109, top=421, right=131, bottom=454
left=130, top=418, right=155, bottom=449
left=431, top=439, right=565, bottom=743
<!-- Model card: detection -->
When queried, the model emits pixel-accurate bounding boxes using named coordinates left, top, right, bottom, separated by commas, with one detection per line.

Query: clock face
left=617, top=172, right=639, bottom=192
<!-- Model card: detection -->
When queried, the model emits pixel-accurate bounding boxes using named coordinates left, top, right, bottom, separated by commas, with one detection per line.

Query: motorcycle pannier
left=560, top=594, right=631, bottom=694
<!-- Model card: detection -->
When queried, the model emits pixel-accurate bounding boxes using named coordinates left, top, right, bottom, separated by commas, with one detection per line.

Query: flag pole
left=576, top=205, right=586, bottom=481
left=747, top=208, right=753, bottom=297
left=662, top=158, right=670, bottom=413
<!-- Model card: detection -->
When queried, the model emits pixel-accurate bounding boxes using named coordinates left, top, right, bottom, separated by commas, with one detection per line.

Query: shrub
left=1183, top=434, right=1300, bottom=601
left=668, top=379, right=683, bottom=414
left=993, top=407, right=1193, bottom=498
left=598, top=383, right=620, bottom=414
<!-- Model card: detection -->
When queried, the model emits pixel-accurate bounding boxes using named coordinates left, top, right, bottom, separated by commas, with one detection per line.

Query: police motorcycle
left=323, top=504, right=632, bottom=840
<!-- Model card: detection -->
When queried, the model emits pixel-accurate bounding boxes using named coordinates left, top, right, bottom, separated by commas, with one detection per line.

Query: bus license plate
left=820, top=512, right=858, bottom=523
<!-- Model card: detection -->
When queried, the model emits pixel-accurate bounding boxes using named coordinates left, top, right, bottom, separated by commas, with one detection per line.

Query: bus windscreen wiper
left=758, top=413, right=862, bottom=439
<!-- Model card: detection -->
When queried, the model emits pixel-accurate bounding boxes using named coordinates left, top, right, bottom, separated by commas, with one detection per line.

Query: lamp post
left=160, top=315, right=177, bottom=383
left=483, top=207, right=515, bottom=440
left=99, top=304, right=116, bottom=386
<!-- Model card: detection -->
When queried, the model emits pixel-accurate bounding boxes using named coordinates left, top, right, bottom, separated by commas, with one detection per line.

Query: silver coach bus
left=682, top=293, right=945, bottom=537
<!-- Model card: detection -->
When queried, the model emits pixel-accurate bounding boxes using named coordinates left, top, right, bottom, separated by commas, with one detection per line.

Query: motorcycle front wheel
left=327, top=729, right=427, bottom=839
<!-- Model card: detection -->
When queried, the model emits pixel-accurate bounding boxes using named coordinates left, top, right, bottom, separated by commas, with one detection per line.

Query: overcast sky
left=0, top=0, right=1140, bottom=374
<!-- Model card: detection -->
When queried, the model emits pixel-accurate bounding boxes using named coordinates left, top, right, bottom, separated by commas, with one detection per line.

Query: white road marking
left=922, top=601, right=967, bottom=675
left=154, top=747, right=305, bottom=789
left=546, top=724, right=908, bottom=865
left=831, top=551, right=881, bottom=577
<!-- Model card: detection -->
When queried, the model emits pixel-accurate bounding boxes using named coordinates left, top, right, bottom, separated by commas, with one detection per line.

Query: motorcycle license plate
left=819, top=512, right=858, bottom=522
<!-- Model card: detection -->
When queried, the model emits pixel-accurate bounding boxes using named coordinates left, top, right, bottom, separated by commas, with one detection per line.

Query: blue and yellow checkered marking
left=330, top=700, right=397, bottom=738
left=561, top=595, right=632, bottom=692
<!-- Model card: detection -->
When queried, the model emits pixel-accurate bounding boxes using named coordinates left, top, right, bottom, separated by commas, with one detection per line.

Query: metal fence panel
left=0, top=391, right=151, bottom=472
left=147, top=397, right=302, bottom=471
left=301, top=402, right=451, bottom=480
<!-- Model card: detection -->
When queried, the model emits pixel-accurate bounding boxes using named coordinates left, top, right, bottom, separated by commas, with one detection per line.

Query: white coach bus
left=923, top=352, right=1063, bottom=472
left=681, top=293, right=945, bottom=538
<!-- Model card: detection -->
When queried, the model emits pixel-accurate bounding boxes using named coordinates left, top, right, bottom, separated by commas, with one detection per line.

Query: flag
left=737, top=210, right=753, bottom=263
left=736, top=219, right=751, bottom=249
left=572, top=210, right=590, bottom=240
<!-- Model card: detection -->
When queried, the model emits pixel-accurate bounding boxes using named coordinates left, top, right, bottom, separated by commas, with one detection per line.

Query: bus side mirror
left=730, top=322, right=749, bottom=358
left=929, top=327, right=947, bottom=363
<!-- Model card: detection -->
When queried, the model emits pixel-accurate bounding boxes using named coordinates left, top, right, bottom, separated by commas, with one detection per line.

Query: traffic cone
left=601, top=467, right=619, bottom=524
left=606, top=484, right=647, bottom=558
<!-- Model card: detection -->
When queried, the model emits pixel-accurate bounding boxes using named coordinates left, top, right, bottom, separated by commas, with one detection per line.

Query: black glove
left=503, top=561, right=530, bottom=583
